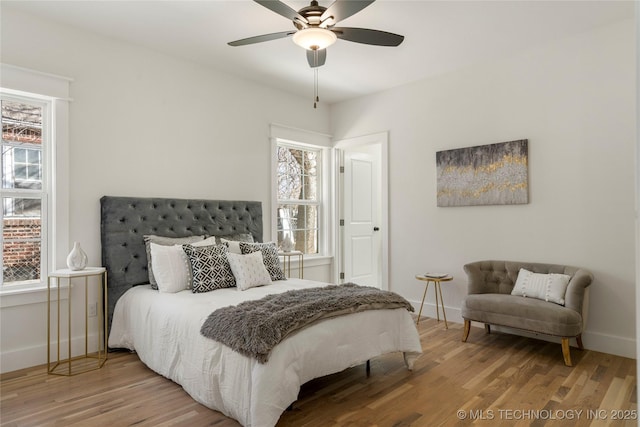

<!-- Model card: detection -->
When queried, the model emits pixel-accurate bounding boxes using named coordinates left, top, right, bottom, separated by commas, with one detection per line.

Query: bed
left=102, top=196, right=422, bottom=427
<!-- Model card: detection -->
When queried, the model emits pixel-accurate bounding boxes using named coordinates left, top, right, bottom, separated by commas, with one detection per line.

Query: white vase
left=281, top=234, right=294, bottom=252
left=66, top=241, right=88, bottom=271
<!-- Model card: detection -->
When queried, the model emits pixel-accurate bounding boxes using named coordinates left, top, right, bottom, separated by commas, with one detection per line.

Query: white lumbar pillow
left=227, top=251, right=273, bottom=291
left=511, top=268, right=571, bottom=305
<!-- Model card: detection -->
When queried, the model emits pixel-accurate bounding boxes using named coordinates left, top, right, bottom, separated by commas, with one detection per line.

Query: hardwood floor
left=1, top=318, right=636, bottom=426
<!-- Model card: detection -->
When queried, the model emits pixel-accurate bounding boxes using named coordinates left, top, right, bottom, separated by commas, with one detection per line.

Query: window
left=271, top=123, right=331, bottom=259
left=14, top=148, right=42, bottom=182
left=1, top=96, right=48, bottom=287
left=276, top=144, right=321, bottom=254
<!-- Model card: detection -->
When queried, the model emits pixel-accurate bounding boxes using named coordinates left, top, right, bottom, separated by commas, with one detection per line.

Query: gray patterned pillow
left=183, top=244, right=236, bottom=293
left=214, top=232, right=254, bottom=245
left=143, top=234, right=206, bottom=289
left=239, top=242, right=287, bottom=281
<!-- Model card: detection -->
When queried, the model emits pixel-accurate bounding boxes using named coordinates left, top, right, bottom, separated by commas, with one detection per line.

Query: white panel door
left=344, top=150, right=380, bottom=288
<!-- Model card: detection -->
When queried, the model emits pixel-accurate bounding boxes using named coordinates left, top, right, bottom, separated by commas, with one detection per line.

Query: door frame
left=333, top=131, right=389, bottom=290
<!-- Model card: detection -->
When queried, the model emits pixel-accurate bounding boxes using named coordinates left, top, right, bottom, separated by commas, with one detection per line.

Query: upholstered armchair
left=461, top=260, right=593, bottom=366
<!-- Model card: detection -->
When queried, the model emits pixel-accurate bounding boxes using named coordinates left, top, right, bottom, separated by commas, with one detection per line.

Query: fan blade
left=320, top=0, right=374, bottom=25
left=254, top=0, right=308, bottom=25
left=332, top=27, right=404, bottom=46
left=228, top=30, right=295, bottom=47
left=306, top=49, right=327, bottom=68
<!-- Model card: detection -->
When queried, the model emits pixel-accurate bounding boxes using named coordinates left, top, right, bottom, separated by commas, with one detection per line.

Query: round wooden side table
left=415, top=274, right=453, bottom=329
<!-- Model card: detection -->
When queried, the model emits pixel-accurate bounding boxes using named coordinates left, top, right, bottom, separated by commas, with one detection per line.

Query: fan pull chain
left=313, top=49, right=319, bottom=109
left=314, top=67, right=318, bottom=109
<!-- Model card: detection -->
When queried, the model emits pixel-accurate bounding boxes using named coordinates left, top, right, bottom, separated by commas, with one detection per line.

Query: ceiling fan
left=228, top=0, right=405, bottom=68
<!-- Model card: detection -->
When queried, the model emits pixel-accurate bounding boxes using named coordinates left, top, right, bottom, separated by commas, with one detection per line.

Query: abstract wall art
left=436, top=139, right=529, bottom=207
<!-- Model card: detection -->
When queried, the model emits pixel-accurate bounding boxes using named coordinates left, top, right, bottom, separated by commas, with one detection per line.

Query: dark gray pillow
left=143, top=234, right=206, bottom=289
left=183, top=244, right=236, bottom=293
left=239, top=242, right=287, bottom=281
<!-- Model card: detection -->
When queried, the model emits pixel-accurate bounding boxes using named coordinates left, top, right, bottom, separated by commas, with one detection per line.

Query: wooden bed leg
left=484, top=324, right=491, bottom=334
left=366, top=360, right=371, bottom=377
left=576, top=334, right=584, bottom=350
left=462, top=320, right=471, bottom=342
left=562, top=337, right=573, bottom=367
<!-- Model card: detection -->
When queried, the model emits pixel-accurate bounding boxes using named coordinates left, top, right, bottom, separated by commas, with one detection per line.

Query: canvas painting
left=436, top=139, right=529, bottom=207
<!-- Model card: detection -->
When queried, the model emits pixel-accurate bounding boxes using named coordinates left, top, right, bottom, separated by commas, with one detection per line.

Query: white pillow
left=150, top=243, right=190, bottom=293
left=150, top=237, right=218, bottom=293
left=511, top=268, right=571, bottom=305
left=227, top=251, right=272, bottom=291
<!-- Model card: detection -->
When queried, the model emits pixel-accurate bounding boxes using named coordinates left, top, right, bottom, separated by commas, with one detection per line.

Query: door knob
left=373, top=227, right=380, bottom=231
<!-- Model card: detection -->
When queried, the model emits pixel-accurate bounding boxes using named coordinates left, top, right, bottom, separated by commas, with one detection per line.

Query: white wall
left=0, top=7, right=331, bottom=373
left=331, top=19, right=637, bottom=358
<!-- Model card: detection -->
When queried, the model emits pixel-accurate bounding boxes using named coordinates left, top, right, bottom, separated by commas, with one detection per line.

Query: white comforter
left=108, top=279, right=422, bottom=427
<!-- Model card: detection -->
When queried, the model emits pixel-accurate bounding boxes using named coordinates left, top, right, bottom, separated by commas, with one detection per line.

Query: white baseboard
left=1, top=342, right=48, bottom=374
left=409, top=299, right=637, bottom=360
left=580, top=330, right=637, bottom=359
left=1, top=332, right=103, bottom=374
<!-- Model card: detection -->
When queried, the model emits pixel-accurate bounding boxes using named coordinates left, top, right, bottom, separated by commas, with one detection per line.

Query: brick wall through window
left=2, top=218, right=41, bottom=282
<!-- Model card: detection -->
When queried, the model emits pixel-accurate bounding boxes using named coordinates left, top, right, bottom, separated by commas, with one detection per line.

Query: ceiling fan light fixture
left=292, top=27, right=337, bottom=50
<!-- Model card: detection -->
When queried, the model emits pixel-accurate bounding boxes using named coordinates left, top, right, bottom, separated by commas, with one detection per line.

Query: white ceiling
left=3, top=0, right=634, bottom=104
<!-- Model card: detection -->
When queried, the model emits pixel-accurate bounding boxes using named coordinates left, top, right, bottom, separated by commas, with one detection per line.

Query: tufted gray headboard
left=100, top=196, right=263, bottom=330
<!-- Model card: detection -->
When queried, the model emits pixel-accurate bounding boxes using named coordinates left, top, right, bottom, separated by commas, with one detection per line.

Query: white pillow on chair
left=511, top=268, right=571, bottom=305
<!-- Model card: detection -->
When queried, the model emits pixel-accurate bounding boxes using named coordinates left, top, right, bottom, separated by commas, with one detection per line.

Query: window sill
left=286, top=254, right=332, bottom=268
left=0, top=284, right=67, bottom=308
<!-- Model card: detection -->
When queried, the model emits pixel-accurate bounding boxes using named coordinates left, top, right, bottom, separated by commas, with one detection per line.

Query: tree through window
left=277, top=145, right=319, bottom=254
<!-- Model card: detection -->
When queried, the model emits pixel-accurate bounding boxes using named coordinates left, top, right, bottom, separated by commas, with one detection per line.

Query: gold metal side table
left=415, top=274, right=453, bottom=329
left=278, top=251, right=304, bottom=279
left=47, top=267, right=107, bottom=375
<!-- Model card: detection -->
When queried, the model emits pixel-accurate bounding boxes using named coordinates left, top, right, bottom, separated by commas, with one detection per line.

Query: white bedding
left=108, top=279, right=422, bottom=427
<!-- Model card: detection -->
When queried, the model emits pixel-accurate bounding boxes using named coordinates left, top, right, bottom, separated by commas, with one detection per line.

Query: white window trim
left=2, top=94, right=50, bottom=291
left=270, top=123, right=333, bottom=260
left=0, top=64, right=71, bottom=305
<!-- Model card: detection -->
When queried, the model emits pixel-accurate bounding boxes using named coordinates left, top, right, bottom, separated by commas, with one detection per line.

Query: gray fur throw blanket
left=200, top=283, right=414, bottom=363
